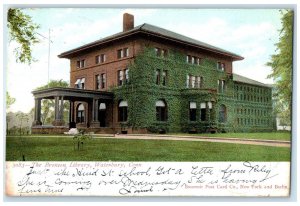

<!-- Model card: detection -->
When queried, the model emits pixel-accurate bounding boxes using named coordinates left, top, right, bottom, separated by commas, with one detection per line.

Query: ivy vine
left=111, top=48, right=274, bottom=133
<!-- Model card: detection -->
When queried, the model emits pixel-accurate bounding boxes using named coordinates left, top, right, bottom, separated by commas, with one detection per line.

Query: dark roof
left=233, top=73, right=273, bottom=88
left=32, top=87, right=113, bottom=100
left=58, top=23, right=243, bottom=60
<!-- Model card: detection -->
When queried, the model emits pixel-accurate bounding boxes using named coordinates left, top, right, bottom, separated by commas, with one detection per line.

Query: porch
left=31, top=87, right=114, bottom=134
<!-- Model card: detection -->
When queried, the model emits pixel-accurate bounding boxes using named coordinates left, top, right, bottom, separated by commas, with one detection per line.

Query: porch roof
left=32, top=87, right=114, bottom=101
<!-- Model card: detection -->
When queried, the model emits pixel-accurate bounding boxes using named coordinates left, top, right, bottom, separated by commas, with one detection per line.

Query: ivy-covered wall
left=111, top=48, right=275, bottom=133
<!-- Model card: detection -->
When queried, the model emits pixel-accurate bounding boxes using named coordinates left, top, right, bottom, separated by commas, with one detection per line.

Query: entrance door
left=99, top=103, right=106, bottom=127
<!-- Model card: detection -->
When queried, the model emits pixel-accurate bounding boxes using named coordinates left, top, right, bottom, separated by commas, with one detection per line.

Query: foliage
left=73, top=130, right=92, bottom=150
left=34, top=79, right=69, bottom=125
left=6, top=92, right=16, bottom=109
left=7, top=8, right=40, bottom=64
left=6, top=136, right=290, bottom=161
left=111, top=47, right=274, bottom=133
left=267, top=10, right=293, bottom=123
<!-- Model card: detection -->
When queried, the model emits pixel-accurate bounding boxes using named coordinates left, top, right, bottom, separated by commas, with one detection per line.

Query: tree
left=267, top=10, right=293, bottom=123
left=7, top=8, right=40, bottom=64
left=35, top=80, right=69, bottom=125
left=6, top=92, right=16, bottom=109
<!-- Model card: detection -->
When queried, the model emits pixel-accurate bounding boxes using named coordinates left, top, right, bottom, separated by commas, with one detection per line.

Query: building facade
left=31, top=13, right=275, bottom=134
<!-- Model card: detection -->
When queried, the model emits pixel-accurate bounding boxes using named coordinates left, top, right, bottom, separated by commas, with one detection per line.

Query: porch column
left=90, top=98, right=100, bottom=128
left=94, top=99, right=99, bottom=121
left=32, top=98, right=42, bottom=126
left=69, top=100, right=76, bottom=128
left=52, top=96, right=65, bottom=126
left=54, top=96, right=60, bottom=120
left=59, top=96, right=64, bottom=120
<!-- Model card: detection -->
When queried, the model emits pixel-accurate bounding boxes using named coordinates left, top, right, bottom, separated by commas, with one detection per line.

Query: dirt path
left=93, top=134, right=290, bottom=148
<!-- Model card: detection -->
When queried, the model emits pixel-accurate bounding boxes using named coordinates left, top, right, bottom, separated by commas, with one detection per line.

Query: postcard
left=5, top=8, right=292, bottom=197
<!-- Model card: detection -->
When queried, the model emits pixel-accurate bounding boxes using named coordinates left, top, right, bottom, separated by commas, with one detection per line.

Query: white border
left=1, top=0, right=298, bottom=205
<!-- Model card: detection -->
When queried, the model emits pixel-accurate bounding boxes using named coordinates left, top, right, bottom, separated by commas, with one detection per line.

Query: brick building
left=32, top=13, right=274, bottom=134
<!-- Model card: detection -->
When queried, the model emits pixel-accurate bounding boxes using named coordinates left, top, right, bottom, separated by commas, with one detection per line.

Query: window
left=95, top=74, right=106, bottom=89
left=117, top=70, right=124, bottom=86
left=186, top=75, right=190, bottom=88
left=76, top=104, right=85, bottom=123
left=117, top=48, right=129, bottom=59
left=186, top=55, right=201, bottom=64
left=218, top=80, right=226, bottom=93
left=200, top=103, right=206, bottom=121
left=195, top=76, right=203, bottom=88
left=95, top=75, right=100, bottom=90
left=155, top=47, right=167, bottom=57
left=155, top=48, right=160, bottom=56
left=200, top=77, right=204, bottom=88
left=101, top=73, right=106, bottom=89
left=191, top=56, right=195, bottom=64
left=76, top=59, right=85, bottom=68
left=196, top=77, right=200, bottom=88
left=162, top=70, right=167, bottom=86
left=219, top=104, right=227, bottom=123
left=117, top=68, right=129, bottom=86
left=75, top=78, right=85, bottom=89
left=156, top=70, right=160, bottom=85
left=194, top=57, right=199, bottom=65
left=125, top=68, right=129, bottom=84
left=117, top=49, right=123, bottom=59
left=124, top=48, right=129, bottom=57
left=189, top=102, right=197, bottom=121
left=156, top=100, right=167, bottom=121
left=187, top=75, right=203, bottom=88
left=96, top=54, right=106, bottom=64
left=186, top=55, right=191, bottom=63
left=191, top=76, right=196, bottom=88
left=217, top=62, right=225, bottom=71
left=161, top=49, right=167, bottom=57
left=118, top=100, right=128, bottom=122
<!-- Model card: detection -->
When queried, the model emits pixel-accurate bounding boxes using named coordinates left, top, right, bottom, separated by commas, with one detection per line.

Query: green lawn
left=6, top=136, right=290, bottom=161
left=171, top=132, right=291, bottom=141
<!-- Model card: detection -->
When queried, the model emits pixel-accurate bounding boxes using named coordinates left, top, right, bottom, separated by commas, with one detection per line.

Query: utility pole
left=47, top=29, right=51, bottom=87
left=37, top=29, right=52, bottom=88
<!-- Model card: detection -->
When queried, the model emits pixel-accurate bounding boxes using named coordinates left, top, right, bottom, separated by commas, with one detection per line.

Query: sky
left=6, top=8, right=283, bottom=113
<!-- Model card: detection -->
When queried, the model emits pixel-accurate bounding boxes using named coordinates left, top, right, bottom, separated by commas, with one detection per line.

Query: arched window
left=99, top=103, right=106, bottom=110
left=156, top=100, right=167, bottom=121
left=118, top=100, right=128, bottom=122
left=99, top=103, right=107, bottom=127
left=219, top=104, right=227, bottom=123
left=200, top=102, right=206, bottom=121
left=77, top=103, right=85, bottom=123
left=189, top=102, right=197, bottom=121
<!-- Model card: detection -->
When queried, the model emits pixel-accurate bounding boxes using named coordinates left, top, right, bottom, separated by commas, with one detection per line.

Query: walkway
left=93, top=134, right=290, bottom=148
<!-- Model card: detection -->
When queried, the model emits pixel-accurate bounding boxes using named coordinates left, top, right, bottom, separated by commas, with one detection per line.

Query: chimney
left=123, top=13, right=134, bottom=32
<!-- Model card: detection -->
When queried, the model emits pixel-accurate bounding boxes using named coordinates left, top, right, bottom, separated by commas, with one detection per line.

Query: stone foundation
left=32, top=126, right=69, bottom=134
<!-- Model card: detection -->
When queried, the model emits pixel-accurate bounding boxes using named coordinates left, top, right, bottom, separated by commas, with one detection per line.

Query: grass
left=6, top=135, right=290, bottom=161
left=170, top=132, right=291, bottom=141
